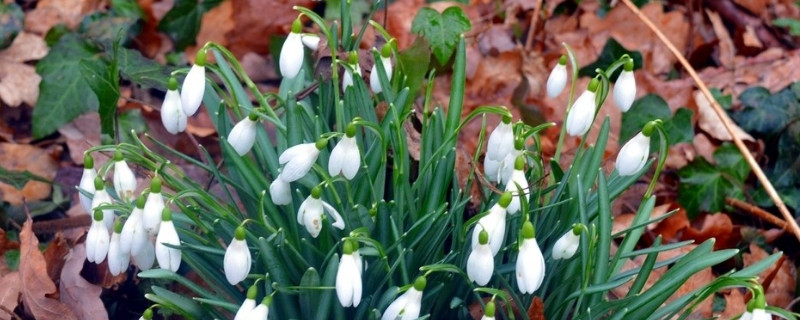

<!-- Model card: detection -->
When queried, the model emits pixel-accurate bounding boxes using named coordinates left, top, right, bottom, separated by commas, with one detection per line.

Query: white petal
left=470, top=205, right=507, bottom=256
left=114, top=160, right=137, bottom=203
left=161, top=89, right=187, bottom=134
left=329, top=136, right=360, bottom=180
left=132, top=236, right=155, bottom=270
left=381, top=292, right=408, bottom=320
left=234, top=299, right=256, bottom=320
left=119, top=208, right=140, bottom=254
left=505, top=169, right=529, bottom=215
left=142, top=192, right=165, bottom=235
left=297, top=196, right=311, bottom=224
left=280, top=33, right=304, bottom=79
left=269, top=179, right=292, bottom=205
left=322, top=201, right=345, bottom=230
left=750, top=309, right=770, bottom=320
left=78, top=168, right=96, bottom=214
left=301, top=34, right=320, bottom=50
left=181, top=64, right=206, bottom=116
left=370, top=56, right=393, bottom=93
left=228, top=118, right=258, bottom=156
left=303, top=206, right=323, bottom=238
left=484, top=158, right=500, bottom=182
left=497, top=150, right=521, bottom=185
left=613, top=70, right=636, bottom=112
left=249, top=304, right=269, bottom=320
left=278, top=142, right=316, bottom=164
left=108, top=233, right=130, bottom=275
left=615, top=132, right=650, bottom=176
left=552, top=231, right=580, bottom=260
left=336, top=254, right=362, bottom=307
left=91, top=190, right=115, bottom=229
left=516, top=238, right=545, bottom=293
left=565, top=90, right=597, bottom=137
left=86, top=220, right=109, bottom=263
left=401, top=290, right=422, bottom=320
left=546, top=64, right=567, bottom=98
left=155, top=221, right=181, bottom=272
left=224, top=239, right=252, bottom=285
left=467, top=244, right=494, bottom=285
left=486, top=121, right=513, bottom=162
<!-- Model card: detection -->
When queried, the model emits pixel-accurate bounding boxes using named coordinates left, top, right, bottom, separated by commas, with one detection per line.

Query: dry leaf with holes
left=0, top=143, right=58, bottom=205
left=59, top=244, right=109, bottom=320
left=0, top=33, right=48, bottom=108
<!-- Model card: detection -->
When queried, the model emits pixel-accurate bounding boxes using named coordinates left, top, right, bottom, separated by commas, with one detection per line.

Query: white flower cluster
left=161, top=50, right=209, bottom=135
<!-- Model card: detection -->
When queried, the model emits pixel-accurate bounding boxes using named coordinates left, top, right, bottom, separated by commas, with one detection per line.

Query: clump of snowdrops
left=76, top=4, right=791, bottom=320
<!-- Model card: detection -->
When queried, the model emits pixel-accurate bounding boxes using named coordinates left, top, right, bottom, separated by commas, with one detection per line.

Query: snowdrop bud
left=132, top=235, right=155, bottom=271
left=249, top=296, right=271, bottom=320
left=370, top=45, right=393, bottom=93
left=467, top=230, right=494, bottom=285
left=78, top=154, right=97, bottom=214
left=546, top=55, right=568, bottom=98
left=565, top=78, right=599, bottom=137
left=505, top=156, right=529, bottom=215
left=181, top=50, right=207, bottom=116
left=86, top=210, right=110, bottom=263
left=552, top=225, right=581, bottom=260
left=615, top=124, right=653, bottom=176
left=108, top=220, right=130, bottom=275
left=161, top=77, right=187, bottom=134
left=342, top=51, right=361, bottom=89
left=280, top=18, right=305, bottom=79
left=485, top=115, right=514, bottom=163
left=301, top=34, right=320, bottom=50
left=471, top=193, right=511, bottom=256
left=328, top=124, right=360, bottom=179
left=121, top=194, right=148, bottom=255
left=336, top=241, right=363, bottom=307
left=143, top=177, right=165, bottom=235
left=155, top=208, right=181, bottom=272
left=228, top=113, right=259, bottom=156
left=516, top=221, right=545, bottom=294
left=140, top=308, right=153, bottom=320
left=234, top=286, right=258, bottom=320
left=113, top=149, right=137, bottom=203
left=224, top=226, right=252, bottom=285
left=613, top=59, right=636, bottom=112
left=91, top=177, right=115, bottom=229
left=276, top=140, right=325, bottom=182
left=481, top=301, right=496, bottom=320
left=381, top=277, right=425, bottom=320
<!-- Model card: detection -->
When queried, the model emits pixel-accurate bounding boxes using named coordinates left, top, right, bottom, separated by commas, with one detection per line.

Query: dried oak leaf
left=42, top=232, right=70, bottom=282
left=59, top=244, right=108, bottom=320
left=19, top=216, right=77, bottom=320
left=0, top=272, right=22, bottom=320
left=185, top=1, right=234, bottom=56
left=0, top=143, right=58, bottom=205
left=743, top=244, right=796, bottom=308
left=0, top=32, right=48, bottom=108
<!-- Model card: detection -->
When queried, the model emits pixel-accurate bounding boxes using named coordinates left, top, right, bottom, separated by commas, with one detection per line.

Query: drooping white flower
left=467, top=230, right=494, bottom=285
left=546, top=56, right=568, bottom=98
left=181, top=50, right=207, bottom=117
left=297, top=187, right=345, bottom=238
left=342, top=51, right=362, bottom=89
left=121, top=194, right=148, bottom=256
left=280, top=19, right=304, bottom=79
left=86, top=210, right=110, bottom=263
left=224, top=226, right=252, bottom=285
left=516, top=221, right=545, bottom=294
left=505, top=156, right=529, bottom=215
left=471, top=193, right=511, bottom=256
left=370, top=45, right=393, bottom=93
left=234, top=286, right=258, bottom=320
left=78, top=154, right=96, bottom=214
left=481, top=301, right=496, bottom=320
left=277, top=141, right=323, bottom=182
left=90, top=177, right=115, bottom=229
left=228, top=114, right=259, bottom=156
left=301, top=34, right=320, bottom=50
left=155, top=208, right=181, bottom=272
left=749, top=309, right=770, bottom=320
left=132, top=235, right=156, bottom=271
left=142, top=177, right=165, bottom=235
left=329, top=125, right=360, bottom=180
left=615, top=131, right=651, bottom=176
left=552, top=226, right=581, bottom=260
left=336, top=241, right=362, bottom=307
left=161, top=77, right=187, bottom=134
left=497, top=145, right=524, bottom=185
left=269, top=178, right=292, bottom=205
left=113, top=149, right=137, bottom=203
left=613, top=62, right=636, bottom=112
left=381, top=277, right=426, bottom=320
left=248, top=297, right=271, bottom=320
left=565, top=81, right=599, bottom=137
left=108, top=220, right=131, bottom=276
left=485, top=118, right=514, bottom=163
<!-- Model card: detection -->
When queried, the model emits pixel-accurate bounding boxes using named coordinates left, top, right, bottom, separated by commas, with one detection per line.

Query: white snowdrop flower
left=613, top=60, right=636, bottom=112
left=234, top=286, right=258, bottom=320
left=749, top=309, right=770, bottom=320
left=336, top=241, right=363, bottom=308
left=565, top=80, right=599, bottom=137
left=497, top=143, right=524, bottom=185
left=280, top=19, right=305, bottom=79
left=86, top=210, right=110, bottom=263
left=481, top=301, right=496, bottom=320
left=467, top=230, right=494, bottom=285
left=328, top=124, right=360, bottom=180
left=277, top=140, right=324, bottom=182
left=297, top=187, right=345, bottom=238
left=132, top=235, right=156, bottom=271
left=546, top=55, right=568, bottom=98
left=505, top=157, right=529, bottom=215
left=142, top=177, right=165, bottom=235
left=370, top=45, right=393, bottom=93
left=224, top=226, right=252, bottom=285
left=301, top=34, right=320, bottom=50
left=181, top=50, right=207, bottom=117
left=485, top=117, right=514, bottom=163
left=155, top=208, right=181, bottom=272
left=161, top=77, right=187, bottom=134
left=90, top=177, right=115, bottom=229
left=228, top=113, right=259, bottom=156
left=381, top=277, right=426, bottom=320
left=269, top=178, right=292, bottom=205
left=552, top=225, right=581, bottom=260
left=484, top=158, right=500, bottom=183
left=113, top=149, right=137, bottom=203
left=108, top=220, right=131, bottom=276
left=471, top=193, right=511, bottom=256
left=78, top=154, right=97, bottom=214
left=121, top=194, right=148, bottom=256
left=342, top=51, right=361, bottom=89
left=516, top=221, right=545, bottom=294
left=615, top=129, right=652, bottom=176
left=248, top=297, right=271, bottom=320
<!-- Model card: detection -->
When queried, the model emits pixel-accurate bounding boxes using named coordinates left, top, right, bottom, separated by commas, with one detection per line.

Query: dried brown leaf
left=743, top=244, right=796, bottom=308
left=42, top=233, right=70, bottom=282
left=59, top=244, right=108, bottom=320
left=706, top=10, right=735, bottom=68
left=0, top=272, right=21, bottom=320
left=694, top=91, right=754, bottom=143
left=718, top=288, right=747, bottom=318
left=0, top=143, right=58, bottom=205
left=681, top=213, right=735, bottom=249
left=0, top=33, right=48, bottom=107
left=24, top=0, right=103, bottom=34
left=58, top=113, right=101, bottom=166
left=185, top=1, right=234, bottom=56
left=224, top=0, right=315, bottom=57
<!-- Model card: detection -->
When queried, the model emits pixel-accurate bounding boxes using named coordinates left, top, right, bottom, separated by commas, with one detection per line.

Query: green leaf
left=710, top=88, right=732, bottom=110
left=731, top=85, right=800, bottom=136
left=110, top=0, right=145, bottom=19
left=118, top=47, right=172, bottom=89
left=677, top=145, right=749, bottom=217
left=397, top=37, right=431, bottom=106
left=713, top=143, right=750, bottom=181
left=33, top=34, right=101, bottom=138
left=410, top=6, right=470, bottom=65
left=0, top=167, right=51, bottom=190
left=158, top=0, right=223, bottom=50
left=773, top=18, right=800, bottom=36
left=579, top=38, right=643, bottom=78
left=80, top=56, right=120, bottom=138
left=620, top=94, right=694, bottom=147
left=0, top=3, right=24, bottom=49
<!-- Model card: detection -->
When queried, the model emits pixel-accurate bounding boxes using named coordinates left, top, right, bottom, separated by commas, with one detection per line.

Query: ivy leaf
left=80, top=57, right=119, bottom=138
left=158, top=0, right=223, bottom=50
left=118, top=47, right=171, bottom=90
left=32, top=34, right=101, bottom=138
left=620, top=94, right=694, bottom=148
left=0, top=167, right=50, bottom=190
left=411, top=6, right=470, bottom=65
left=678, top=143, right=748, bottom=218
left=731, top=85, right=800, bottom=137
left=773, top=18, right=800, bottom=36
left=713, top=143, right=751, bottom=181
left=579, top=38, right=643, bottom=78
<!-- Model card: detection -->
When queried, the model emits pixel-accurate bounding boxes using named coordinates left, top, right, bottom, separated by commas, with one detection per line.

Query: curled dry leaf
left=0, top=143, right=58, bottom=205
left=0, top=272, right=22, bottom=320
left=59, top=244, right=108, bottom=320
left=19, top=216, right=77, bottom=320
left=0, top=32, right=48, bottom=108
left=42, top=233, right=70, bottom=282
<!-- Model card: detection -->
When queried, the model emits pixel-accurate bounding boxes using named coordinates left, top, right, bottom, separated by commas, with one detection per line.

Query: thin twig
left=620, top=0, right=800, bottom=242
left=524, top=0, right=544, bottom=52
left=726, top=197, right=788, bottom=229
